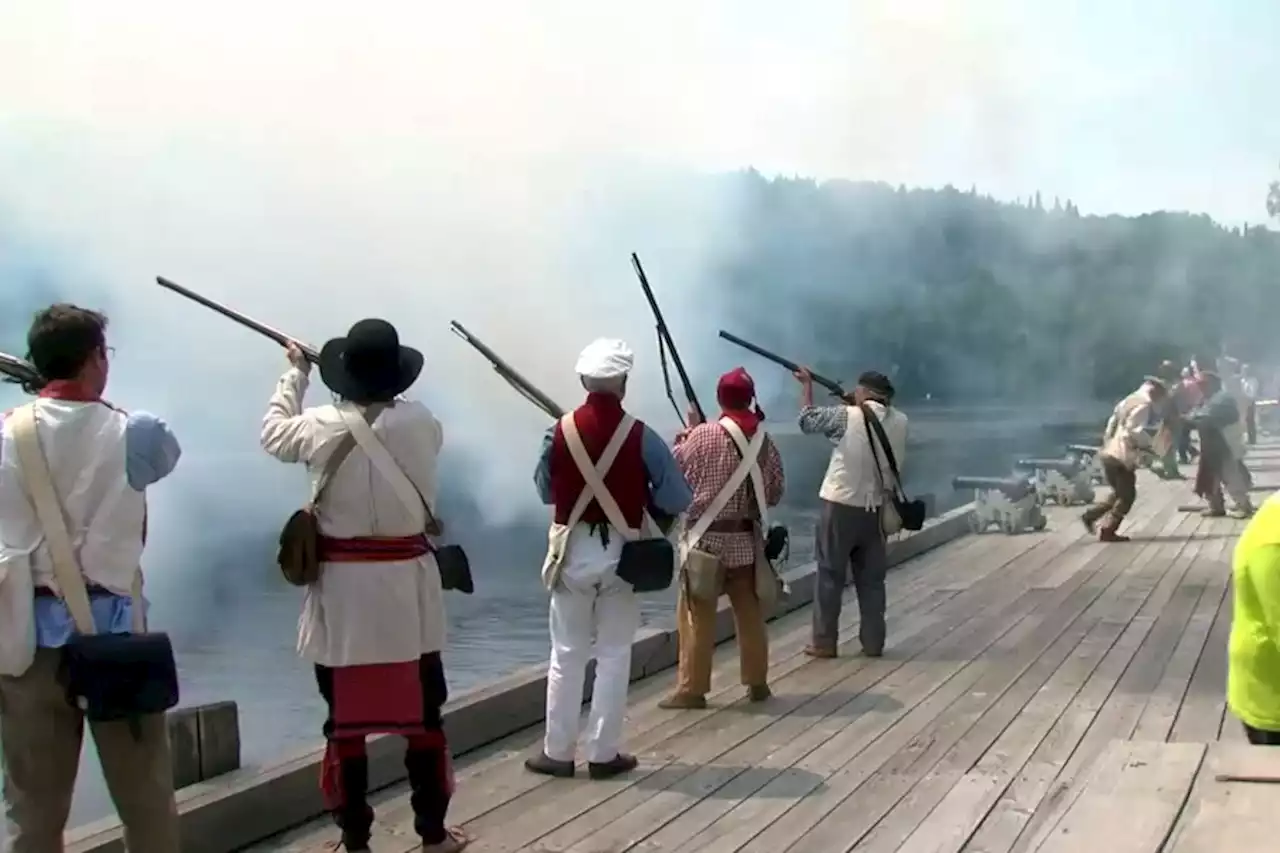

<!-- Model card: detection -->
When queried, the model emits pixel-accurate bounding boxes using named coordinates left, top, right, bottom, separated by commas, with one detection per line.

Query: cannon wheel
left=969, top=514, right=986, bottom=534
left=1031, top=509, right=1048, bottom=532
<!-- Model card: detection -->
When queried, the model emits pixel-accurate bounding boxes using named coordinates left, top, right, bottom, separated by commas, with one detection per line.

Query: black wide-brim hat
left=318, top=318, right=424, bottom=402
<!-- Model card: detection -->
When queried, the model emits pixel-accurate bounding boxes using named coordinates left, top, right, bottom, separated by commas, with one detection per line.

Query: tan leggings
left=0, top=649, right=179, bottom=853
left=674, top=564, right=769, bottom=696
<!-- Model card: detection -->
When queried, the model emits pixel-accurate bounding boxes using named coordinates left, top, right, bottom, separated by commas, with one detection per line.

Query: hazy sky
left=1, top=0, right=1276, bottom=223
left=1, top=0, right=1277, bottom=527
left=10, top=9, right=1266, bottom=588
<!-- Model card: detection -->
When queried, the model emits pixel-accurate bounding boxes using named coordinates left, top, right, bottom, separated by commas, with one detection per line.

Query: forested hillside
left=713, top=172, right=1280, bottom=403
left=5, top=173, right=1278, bottom=408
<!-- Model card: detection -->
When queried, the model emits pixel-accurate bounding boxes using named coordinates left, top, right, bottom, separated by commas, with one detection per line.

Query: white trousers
left=543, top=525, right=641, bottom=764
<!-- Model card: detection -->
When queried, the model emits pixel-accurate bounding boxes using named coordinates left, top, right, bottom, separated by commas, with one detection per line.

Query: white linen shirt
left=261, top=367, right=447, bottom=667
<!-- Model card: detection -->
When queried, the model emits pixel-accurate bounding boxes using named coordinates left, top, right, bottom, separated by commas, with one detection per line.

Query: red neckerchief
left=38, top=379, right=100, bottom=402
left=583, top=391, right=623, bottom=413
left=719, top=407, right=762, bottom=438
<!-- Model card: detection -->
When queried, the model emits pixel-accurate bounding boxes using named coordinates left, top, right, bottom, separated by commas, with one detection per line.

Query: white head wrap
left=575, top=338, right=634, bottom=379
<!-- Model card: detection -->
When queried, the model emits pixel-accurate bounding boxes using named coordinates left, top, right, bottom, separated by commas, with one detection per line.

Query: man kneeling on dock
left=526, top=339, right=692, bottom=780
left=660, top=367, right=785, bottom=709
left=261, top=321, right=467, bottom=853
left=1082, top=377, right=1168, bottom=542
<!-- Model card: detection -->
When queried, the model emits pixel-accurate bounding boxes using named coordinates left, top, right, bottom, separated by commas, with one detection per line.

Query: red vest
left=549, top=393, right=648, bottom=529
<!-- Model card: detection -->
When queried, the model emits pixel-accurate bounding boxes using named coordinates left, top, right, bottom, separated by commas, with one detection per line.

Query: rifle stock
left=631, top=253, right=705, bottom=425
left=0, top=351, right=44, bottom=394
left=717, top=330, right=845, bottom=396
left=156, top=277, right=320, bottom=363
left=449, top=321, right=565, bottom=419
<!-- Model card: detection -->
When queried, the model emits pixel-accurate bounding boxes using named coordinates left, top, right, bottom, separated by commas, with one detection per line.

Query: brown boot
left=746, top=684, right=772, bottom=702
left=1098, top=528, right=1130, bottom=542
left=658, top=692, right=707, bottom=710
left=804, top=645, right=837, bottom=659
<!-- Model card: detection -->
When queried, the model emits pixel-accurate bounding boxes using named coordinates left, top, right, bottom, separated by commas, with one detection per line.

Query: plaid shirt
left=673, top=421, right=785, bottom=569
left=798, top=404, right=848, bottom=444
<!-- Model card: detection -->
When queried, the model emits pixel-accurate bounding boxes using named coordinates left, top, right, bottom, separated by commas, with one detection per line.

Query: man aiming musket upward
left=525, top=339, right=691, bottom=780
left=660, top=367, right=785, bottom=710
left=794, top=366, right=908, bottom=659
left=718, top=329, right=912, bottom=659
left=261, top=321, right=469, bottom=852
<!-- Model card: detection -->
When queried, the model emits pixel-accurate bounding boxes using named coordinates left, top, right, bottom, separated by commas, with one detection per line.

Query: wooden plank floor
left=1013, top=739, right=1280, bottom=852
left=252, top=442, right=1280, bottom=853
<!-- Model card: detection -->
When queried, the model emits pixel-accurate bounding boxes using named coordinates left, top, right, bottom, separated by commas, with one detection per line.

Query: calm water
left=58, top=404, right=1104, bottom=827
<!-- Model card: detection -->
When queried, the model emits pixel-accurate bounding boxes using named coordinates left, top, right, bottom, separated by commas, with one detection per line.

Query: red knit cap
left=717, top=366, right=765, bottom=421
left=717, top=367, right=754, bottom=408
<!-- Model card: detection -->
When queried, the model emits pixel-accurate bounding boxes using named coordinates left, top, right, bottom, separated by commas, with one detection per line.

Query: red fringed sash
left=316, top=534, right=431, bottom=563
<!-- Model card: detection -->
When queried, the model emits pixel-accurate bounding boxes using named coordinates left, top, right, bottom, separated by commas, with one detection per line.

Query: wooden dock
left=249, top=444, right=1280, bottom=853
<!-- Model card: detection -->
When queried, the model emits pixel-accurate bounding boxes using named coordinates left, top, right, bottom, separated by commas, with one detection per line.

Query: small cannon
left=1257, top=399, right=1278, bottom=438
left=952, top=476, right=1046, bottom=535
left=1065, top=444, right=1105, bottom=484
left=1013, top=458, right=1095, bottom=506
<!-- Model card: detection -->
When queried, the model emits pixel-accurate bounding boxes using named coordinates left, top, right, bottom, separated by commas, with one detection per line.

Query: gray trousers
left=812, top=500, right=887, bottom=653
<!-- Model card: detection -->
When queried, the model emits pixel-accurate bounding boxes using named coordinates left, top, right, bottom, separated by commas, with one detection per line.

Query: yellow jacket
left=1228, top=492, right=1280, bottom=731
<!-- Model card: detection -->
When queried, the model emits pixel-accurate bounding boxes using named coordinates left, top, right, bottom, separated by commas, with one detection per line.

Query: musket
left=0, top=351, right=44, bottom=394
left=717, top=330, right=846, bottom=397
left=449, top=321, right=565, bottom=419
left=631, top=253, right=705, bottom=426
left=156, top=276, right=320, bottom=363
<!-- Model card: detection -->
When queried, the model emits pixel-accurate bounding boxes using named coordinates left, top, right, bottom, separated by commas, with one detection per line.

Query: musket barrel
left=449, top=321, right=565, bottom=418
left=631, top=253, right=705, bottom=423
left=0, top=351, right=43, bottom=393
left=717, top=330, right=845, bottom=395
left=156, top=277, right=320, bottom=363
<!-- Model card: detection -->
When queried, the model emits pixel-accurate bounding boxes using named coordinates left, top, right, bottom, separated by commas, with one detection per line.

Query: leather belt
left=34, top=584, right=114, bottom=599
left=706, top=519, right=756, bottom=533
